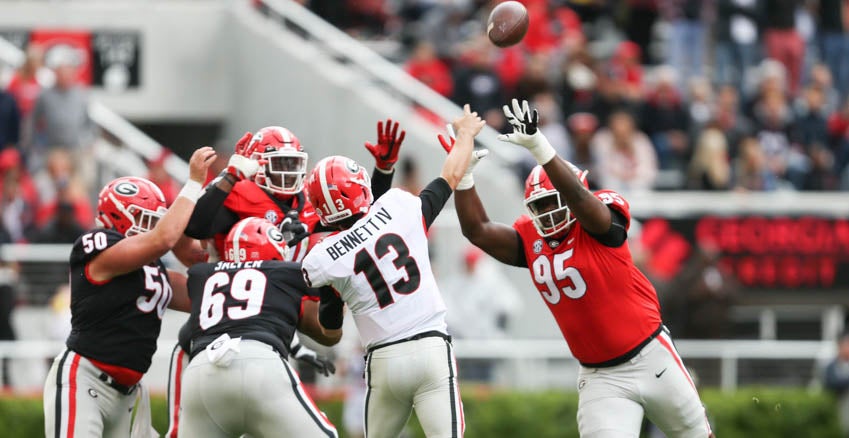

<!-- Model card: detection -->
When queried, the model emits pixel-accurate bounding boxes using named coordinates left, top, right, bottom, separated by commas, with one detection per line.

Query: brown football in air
left=487, top=1, right=529, bottom=48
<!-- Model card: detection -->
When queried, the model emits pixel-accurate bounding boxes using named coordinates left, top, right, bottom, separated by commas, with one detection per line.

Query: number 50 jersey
left=301, top=189, right=447, bottom=350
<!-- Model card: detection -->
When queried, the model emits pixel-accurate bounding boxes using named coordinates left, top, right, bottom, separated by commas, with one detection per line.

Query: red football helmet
left=224, top=217, right=289, bottom=262
left=523, top=163, right=589, bottom=237
left=95, top=176, right=168, bottom=237
left=244, top=126, right=308, bottom=196
left=304, top=155, right=373, bottom=227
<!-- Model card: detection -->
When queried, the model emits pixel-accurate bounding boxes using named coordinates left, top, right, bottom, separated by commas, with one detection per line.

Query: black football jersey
left=185, top=260, right=318, bottom=357
left=67, top=228, right=172, bottom=373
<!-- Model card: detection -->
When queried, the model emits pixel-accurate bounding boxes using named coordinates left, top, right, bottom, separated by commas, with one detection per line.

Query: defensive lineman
left=44, top=147, right=215, bottom=438
left=301, top=104, right=486, bottom=438
left=453, top=99, right=712, bottom=437
left=179, top=217, right=341, bottom=437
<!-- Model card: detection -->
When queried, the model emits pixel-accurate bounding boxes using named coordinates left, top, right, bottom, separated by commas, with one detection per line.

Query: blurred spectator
left=566, top=112, right=600, bottom=187
left=793, top=86, right=830, bottom=150
left=343, top=0, right=389, bottom=37
left=663, top=242, right=737, bottom=339
left=147, top=149, right=180, bottom=206
left=687, top=127, right=732, bottom=190
left=762, top=0, right=805, bottom=95
left=640, top=66, right=691, bottom=170
left=442, top=246, right=522, bottom=381
left=33, top=149, right=93, bottom=232
left=623, top=0, right=660, bottom=64
left=398, top=156, right=422, bottom=195
left=662, top=0, right=709, bottom=90
left=25, top=46, right=95, bottom=173
left=828, top=99, right=849, bottom=172
left=802, top=143, right=840, bottom=190
left=824, top=332, right=849, bottom=437
left=591, top=109, right=659, bottom=192
left=714, top=0, right=761, bottom=91
left=32, top=202, right=86, bottom=244
left=714, top=84, right=753, bottom=156
left=0, top=90, right=20, bottom=151
left=405, top=40, right=453, bottom=97
left=515, top=53, right=553, bottom=101
left=0, top=149, right=37, bottom=241
left=606, top=41, right=644, bottom=103
left=687, top=77, right=715, bottom=134
left=817, top=0, right=849, bottom=97
left=752, top=90, right=798, bottom=183
left=560, top=60, right=603, bottom=117
left=733, top=136, right=780, bottom=190
left=0, top=256, right=15, bottom=389
left=5, top=45, right=46, bottom=119
left=517, top=92, right=570, bottom=181
left=452, top=38, right=505, bottom=127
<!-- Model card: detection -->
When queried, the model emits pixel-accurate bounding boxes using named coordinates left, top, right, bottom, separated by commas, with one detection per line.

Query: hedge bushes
left=1, top=387, right=840, bottom=437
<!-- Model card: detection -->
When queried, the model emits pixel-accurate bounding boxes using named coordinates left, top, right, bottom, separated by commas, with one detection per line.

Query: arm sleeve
left=587, top=208, right=628, bottom=247
left=418, top=177, right=453, bottom=230
left=184, top=184, right=239, bottom=239
left=318, top=287, right=344, bottom=330
left=513, top=230, right=528, bottom=268
left=371, top=167, right=394, bottom=200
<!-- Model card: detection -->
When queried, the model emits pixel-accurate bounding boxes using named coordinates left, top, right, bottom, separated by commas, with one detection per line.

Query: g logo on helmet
left=266, top=226, right=285, bottom=243
left=346, top=159, right=360, bottom=173
left=114, top=182, right=139, bottom=197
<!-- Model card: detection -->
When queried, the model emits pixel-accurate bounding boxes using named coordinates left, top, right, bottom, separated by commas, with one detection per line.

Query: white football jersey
left=302, top=189, right=447, bottom=349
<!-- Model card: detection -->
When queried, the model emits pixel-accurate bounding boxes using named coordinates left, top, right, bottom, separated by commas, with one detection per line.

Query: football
left=486, top=1, right=529, bottom=48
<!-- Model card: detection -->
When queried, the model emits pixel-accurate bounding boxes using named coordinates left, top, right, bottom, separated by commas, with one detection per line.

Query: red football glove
left=234, top=131, right=253, bottom=157
left=365, top=119, right=405, bottom=172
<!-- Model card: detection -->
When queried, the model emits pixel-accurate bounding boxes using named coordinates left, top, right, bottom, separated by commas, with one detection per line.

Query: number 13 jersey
left=512, top=190, right=662, bottom=365
left=302, top=188, right=447, bottom=350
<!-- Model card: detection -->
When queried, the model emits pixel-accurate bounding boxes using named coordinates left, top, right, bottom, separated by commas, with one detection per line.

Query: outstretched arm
left=455, top=187, right=526, bottom=267
left=440, top=104, right=486, bottom=189
left=87, top=147, right=216, bottom=282
left=500, top=99, right=611, bottom=235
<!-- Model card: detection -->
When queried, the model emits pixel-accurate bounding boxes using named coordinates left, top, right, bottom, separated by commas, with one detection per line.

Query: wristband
left=374, top=166, right=394, bottom=175
left=178, top=179, right=203, bottom=203
left=456, top=174, right=475, bottom=191
left=529, top=133, right=557, bottom=165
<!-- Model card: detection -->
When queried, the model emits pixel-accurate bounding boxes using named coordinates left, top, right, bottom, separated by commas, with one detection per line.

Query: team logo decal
left=114, top=182, right=139, bottom=196
left=346, top=159, right=360, bottom=173
left=265, top=210, right=279, bottom=224
left=267, top=226, right=285, bottom=243
left=549, top=240, right=560, bottom=249
left=533, top=239, right=543, bottom=254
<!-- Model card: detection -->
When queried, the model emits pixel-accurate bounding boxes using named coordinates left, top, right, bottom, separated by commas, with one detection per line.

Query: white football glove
left=497, top=99, right=556, bottom=165
left=226, top=154, right=260, bottom=181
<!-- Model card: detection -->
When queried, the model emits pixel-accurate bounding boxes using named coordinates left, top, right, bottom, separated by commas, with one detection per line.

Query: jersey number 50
left=532, top=248, right=587, bottom=304
left=200, top=269, right=267, bottom=330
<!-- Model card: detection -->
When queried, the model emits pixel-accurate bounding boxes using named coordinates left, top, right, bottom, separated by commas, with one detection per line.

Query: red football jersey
left=213, top=181, right=319, bottom=262
left=513, top=190, right=661, bottom=364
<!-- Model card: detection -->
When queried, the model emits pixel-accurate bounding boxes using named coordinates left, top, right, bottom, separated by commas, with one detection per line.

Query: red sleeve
left=594, top=190, right=631, bottom=229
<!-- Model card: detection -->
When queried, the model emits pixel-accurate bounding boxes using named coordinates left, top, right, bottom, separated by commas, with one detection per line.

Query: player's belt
left=367, top=330, right=452, bottom=354
left=98, top=372, right=138, bottom=395
left=579, top=325, right=666, bottom=369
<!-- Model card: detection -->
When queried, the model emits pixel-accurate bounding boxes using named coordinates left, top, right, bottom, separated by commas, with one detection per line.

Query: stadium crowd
left=309, top=0, right=849, bottom=193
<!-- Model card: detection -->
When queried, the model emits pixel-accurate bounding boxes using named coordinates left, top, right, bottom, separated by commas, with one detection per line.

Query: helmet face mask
left=95, top=177, right=168, bottom=237
left=247, top=127, right=308, bottom=196
left=523, top=164, right=588, bottom=238
left=224, top=217, right=289, bottom=262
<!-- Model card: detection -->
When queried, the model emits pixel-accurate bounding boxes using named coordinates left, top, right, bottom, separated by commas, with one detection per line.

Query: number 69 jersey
left=512, top=190, right=662, bottom=366
left=68, top=228, right=173, bottom=374
left=301, top=189, right=447, bottom=350
left=185, top=260, right=317, bottom=356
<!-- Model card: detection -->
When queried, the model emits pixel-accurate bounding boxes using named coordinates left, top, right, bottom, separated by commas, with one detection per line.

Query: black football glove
left=279, top=210, right=309, bottom=247
left=291, top=336, right=336, bottom=377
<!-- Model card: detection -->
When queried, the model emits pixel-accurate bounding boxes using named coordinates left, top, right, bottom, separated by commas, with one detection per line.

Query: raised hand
left=453, top=104, right=487, bottom=139
left=497, top=99, right=556, bottom=164
left=365, top=119, right=406, bottom=172
left=279, top=210, right=309, bottom=247
left=188, top=146, right=217, bottom=183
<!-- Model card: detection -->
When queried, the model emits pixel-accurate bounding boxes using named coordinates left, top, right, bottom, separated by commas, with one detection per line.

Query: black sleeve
left=184, top=185, right=239, bottom=239
left=512, top=230, right=528, bottom=268
left=318, top=286, right=344, bottom=330
left=419, top=177, right=453, bottom=230
left=371, top=167, right=394, bottom=201
left=586, top=207, right=628, bottom=247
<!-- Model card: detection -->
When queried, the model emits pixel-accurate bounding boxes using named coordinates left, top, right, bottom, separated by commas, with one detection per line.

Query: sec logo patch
left=533, top=239, right=543, bottom=254
left=265, top=210, right=279, bottom=224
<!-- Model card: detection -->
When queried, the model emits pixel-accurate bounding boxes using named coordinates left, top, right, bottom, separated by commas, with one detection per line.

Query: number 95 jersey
left=301, top=189, right=447, bottom=350
left=512, top=190, right=662, bottom=365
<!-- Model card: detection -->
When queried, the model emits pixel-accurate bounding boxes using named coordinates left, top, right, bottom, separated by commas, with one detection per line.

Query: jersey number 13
left=354, top=233, right=421, bottom=308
